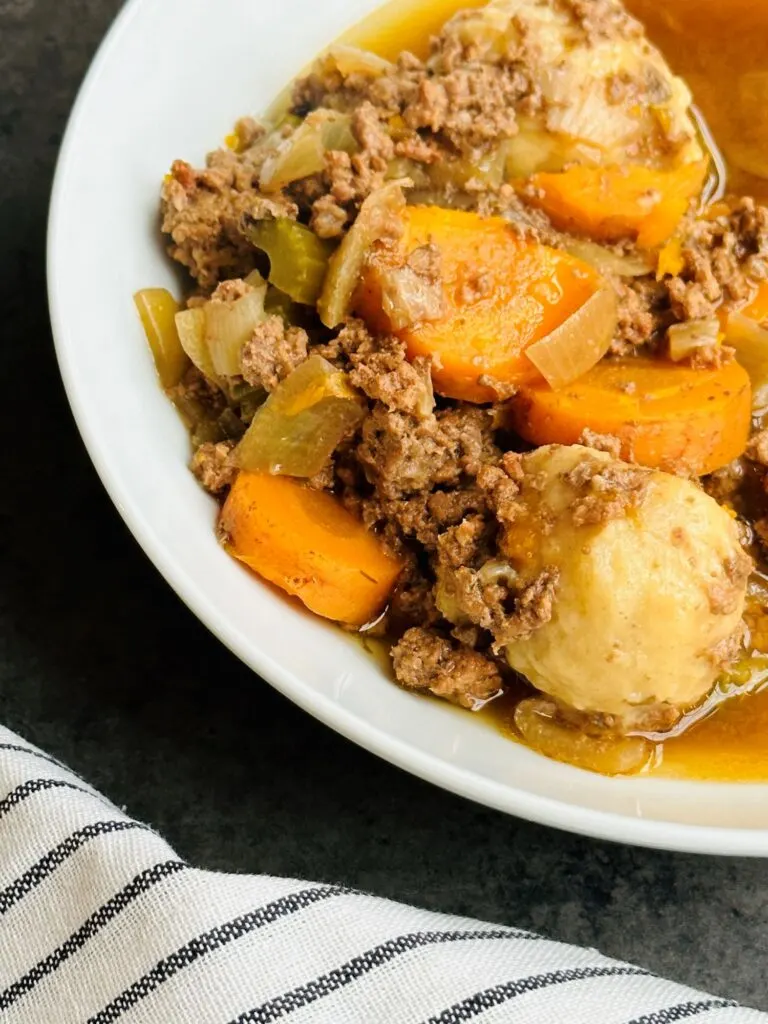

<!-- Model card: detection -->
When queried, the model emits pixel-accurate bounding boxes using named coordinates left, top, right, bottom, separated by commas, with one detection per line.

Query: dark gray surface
left=1, top=0, right=767, bottom=1011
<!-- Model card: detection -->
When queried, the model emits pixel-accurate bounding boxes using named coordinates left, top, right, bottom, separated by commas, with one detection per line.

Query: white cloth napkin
left=0, top=724, right=763, bottom=1024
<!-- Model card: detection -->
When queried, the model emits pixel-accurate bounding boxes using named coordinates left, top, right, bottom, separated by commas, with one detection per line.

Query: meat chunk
left=611, top=277, right=660, bottom=354
left=666, top=198, right=768, bottom=321
left=161, top=159, right=296, bottom=290
left=310, top=194, right=349, bottom=238
left=435, top=525, right=560, bottom=652
left=240, top=316, right=309, bottom=392
left=357, top=405, right=498, bottom=498
left=563, top=456, right=650, bottom=526
left=191, top=441, right=237, bottom=494
left=318, top=320, right=434, bottom=418
left=392, top=627, right=502, bottom=709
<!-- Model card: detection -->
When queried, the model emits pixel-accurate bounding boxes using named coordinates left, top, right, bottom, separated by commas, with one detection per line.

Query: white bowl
left=48, top=0, right=768, bottom=855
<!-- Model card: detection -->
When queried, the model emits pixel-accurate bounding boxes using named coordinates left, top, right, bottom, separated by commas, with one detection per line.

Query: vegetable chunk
left=354, top=206, right=602, bottom=402
left=526, top=161, right=708, bottom=249
left=134, top=289, right=189, bottom=389
left=220, top=472, right=403, bottom=626
left=233, top=355, right=366, bottom=477
left=510, top=357, right=751, bottom=475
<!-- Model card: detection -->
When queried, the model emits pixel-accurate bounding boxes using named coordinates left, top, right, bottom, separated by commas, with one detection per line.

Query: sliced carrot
left=509, top=357, right=751, bottom=476
left=525, top=160, right=708, bottom=249
left=220, top=472, right=403, bottom=626
left=354, top=206, right=600, bottom=403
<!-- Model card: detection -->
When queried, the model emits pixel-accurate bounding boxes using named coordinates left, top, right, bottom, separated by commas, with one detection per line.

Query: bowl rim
left=47, top=0, right=768, bottom=858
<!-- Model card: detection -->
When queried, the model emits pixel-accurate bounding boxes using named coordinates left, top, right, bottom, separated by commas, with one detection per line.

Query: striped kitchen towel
left=0, top=724, right=763, bottom=1023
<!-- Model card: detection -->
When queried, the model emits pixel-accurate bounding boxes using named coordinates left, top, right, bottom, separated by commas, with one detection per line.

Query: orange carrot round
left=525, top=161, right=708, bottom=249
left=220, top=472, right=403, bottom=626
left=354, top=206, right=601, bottom=403
left=510, top=357, right=751, bottom=476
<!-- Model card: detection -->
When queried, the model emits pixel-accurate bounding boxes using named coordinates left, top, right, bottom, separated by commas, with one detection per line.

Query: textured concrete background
left=1, top=0, right=767, bottom=1010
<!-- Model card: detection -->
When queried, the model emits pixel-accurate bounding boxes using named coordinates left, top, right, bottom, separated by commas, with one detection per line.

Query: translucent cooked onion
left=542, top=72, right=639, bottom=150
left=385, top=158, right=431, bottom=188
left=234, top=354, right=366, bottom=477
left=204, top=283, right=267, bottom=378
left=513, top=699, right=653, bottom=776
left=377, top=261, right=444, bottom=330
left=725, top=311, right=768, bottom=414
left=324, top=44, right=394, bottom=77
left=525, top=285, right=618, bottom=389
left=260, top=111, right=355, bottom=191
left=563, top=239, right=653, bottom=278
left=175, top=307, right=219, bottom=383
left=318, top=180, right=408, bottom=328
left=667, top=317, right=720, bottom=362
left=503, top=129, right=565, bottom=179
left=428, top=146, right=509, bottom=190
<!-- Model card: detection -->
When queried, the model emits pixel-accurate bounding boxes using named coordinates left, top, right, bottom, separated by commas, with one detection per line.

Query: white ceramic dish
left=48, top=0, right=768, bottom=855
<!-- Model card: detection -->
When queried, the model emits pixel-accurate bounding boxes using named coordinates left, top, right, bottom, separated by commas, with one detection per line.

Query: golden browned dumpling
left=503, top=445, right=750, bottom=726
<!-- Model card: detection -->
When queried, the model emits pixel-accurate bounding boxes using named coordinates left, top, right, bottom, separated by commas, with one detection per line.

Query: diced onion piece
left=377, top=261, right=444, bottom=330
left=543, top=73, right=639, bottom=150
left=233, top=354, right=366, bottom=477
left=429, top=146, right=509, bottom=190
left=504, top=124, right=567, bottom=179
left=204, top=284, right=267, bottom=378
left=725, top=311, right=768, bottom=414
left=324, top=44, right=394, bottom=77
left=385, top=158, right=431, bottom=188
left=563, top=239, right=653, bottom=278
left=322, top=115, right=357, bottom=154
left=513, top=699, right=653, bottom=776
left=667, top=317, right=720, bottom=362
left=134, top=288, right=189, bottom=389
left=318, top=181, right=407, bottom=328
left=260, top=111, right=355, bottom=191
left=525, top=285, right=617, bottom=389
left=175, top=307, right=219, bottom=383
left=243, top=218, right=334, bottom=305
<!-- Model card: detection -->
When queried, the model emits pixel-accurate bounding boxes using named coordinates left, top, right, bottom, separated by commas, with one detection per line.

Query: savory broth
left=624, top=0, right=768, bottom=202
left=342, top=0, right=768, bottom=781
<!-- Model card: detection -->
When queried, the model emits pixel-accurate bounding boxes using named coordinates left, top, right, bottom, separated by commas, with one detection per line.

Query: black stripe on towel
left=0, top=860, right=187, bottom=1010
left=0, top=743, right=74, bottom=774
left=0, top=778, right=96, bottom=822
left=425, top=966, right=651, bottom=1023
left=232, top=929, right=538, bottom=1024
left=0, top=820, right=151, bottom=915
left=87, top=885, right=350, bottom=1024
left=625, top=999, right=739, bottom=1023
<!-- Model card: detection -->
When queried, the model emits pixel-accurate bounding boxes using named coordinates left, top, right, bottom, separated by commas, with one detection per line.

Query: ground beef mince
left=191, top=441, right=237, bottom=494
left=392, top=627, right=502, bottom=708
left=666, top=198, right=768, bottom=322
left=161, top=159, right=297, bottom=290
left=357, top=405, right=499, bottom=499
left=240, top=317, right=309, bottom=392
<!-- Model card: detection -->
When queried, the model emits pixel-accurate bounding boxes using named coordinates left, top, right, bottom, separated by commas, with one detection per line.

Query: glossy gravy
left=343, top=0, right=768, bottom=779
